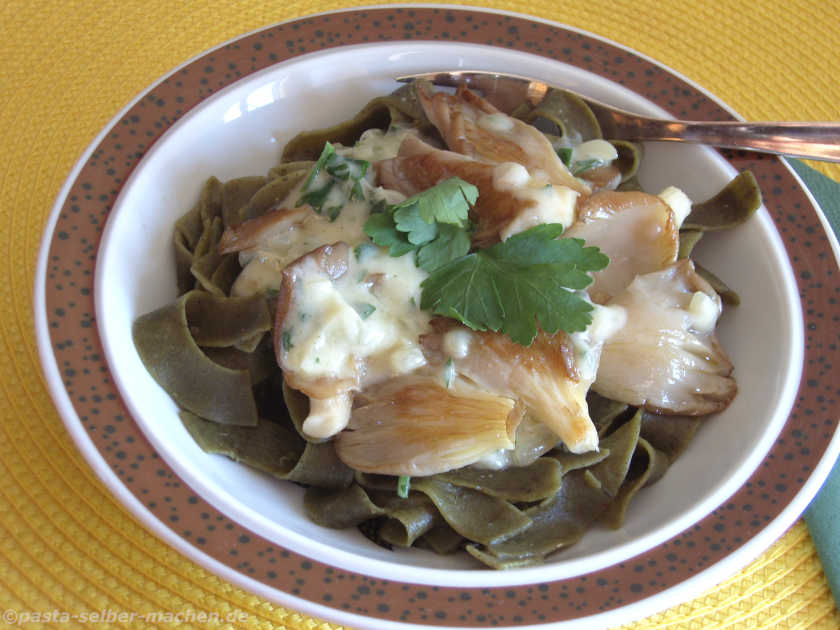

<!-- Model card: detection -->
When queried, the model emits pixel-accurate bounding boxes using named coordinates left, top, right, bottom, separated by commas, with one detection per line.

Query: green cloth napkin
left=788, top=159, right=840, bottom=606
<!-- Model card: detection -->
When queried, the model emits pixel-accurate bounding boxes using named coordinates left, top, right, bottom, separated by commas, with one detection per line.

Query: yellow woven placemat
left=3, top=0, right=839, bottom=627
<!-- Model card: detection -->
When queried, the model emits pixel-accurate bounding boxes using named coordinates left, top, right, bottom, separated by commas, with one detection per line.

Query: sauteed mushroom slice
left=335, top=373, right=523, bottom=477
left=593, top=260, right=736, bottom=415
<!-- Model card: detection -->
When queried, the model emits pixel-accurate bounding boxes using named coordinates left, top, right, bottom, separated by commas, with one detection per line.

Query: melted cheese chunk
left=658, top=185, right=693, bottom=228
left=493, top=161, right=530, bottom=190
left=284, top=248, right=432, bottom=393
left=492, top=162, right=578, bottom=239
left=687, top=290, right=721, bottom=333
left=442, top=328, right=473, bottom=359
left=478, top=112, right=516, bottom=133
left=572, top=139, right=618, bottom=166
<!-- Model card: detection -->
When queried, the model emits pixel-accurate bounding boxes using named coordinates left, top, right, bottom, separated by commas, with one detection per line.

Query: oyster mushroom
left=218, top=206, right=311, bottom=256
left=335, top=373, right=523, bottom=477
left=273, top=243, right=357, bottom=439
left=593, top=259, right=736, bottom=415
left=417, top=83, right=589, bottom=195
left=422, top=321, right=600, bottom=454
left=563, top=190, right=679, bottom=303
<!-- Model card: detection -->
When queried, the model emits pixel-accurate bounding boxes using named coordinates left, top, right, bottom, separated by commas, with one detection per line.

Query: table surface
left=3, top=0, right=839, bottom=628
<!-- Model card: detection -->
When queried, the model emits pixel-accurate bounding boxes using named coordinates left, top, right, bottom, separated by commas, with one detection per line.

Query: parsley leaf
left=363, top=177, right=476, bottom=271
left=420, top=224, right=609, bottom=346
left=353, top=303, right=376, bottom=320
left=281, top=329, right=293, bottom=351
left=556, top=146, right=574, bottom=167
left=415, top=223, right=471, bottom=273
left=363, top=212, right=415, bottom=257
left=393, top=176, right=476, bottom=227
left=394, top=204, right=438, bottom=245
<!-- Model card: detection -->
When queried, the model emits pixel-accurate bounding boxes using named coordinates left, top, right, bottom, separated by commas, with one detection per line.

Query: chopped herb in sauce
left=297, top=142, right=370, bottom=219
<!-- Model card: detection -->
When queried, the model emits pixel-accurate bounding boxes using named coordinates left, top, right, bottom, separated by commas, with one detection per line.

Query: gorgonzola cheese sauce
left=283, top=247, right=430, bottom=383
left=282, top=247, right=430, bottom=439
left=570, top=302, right=628, bottom=382
left=492, top=162, right=578, bottom=239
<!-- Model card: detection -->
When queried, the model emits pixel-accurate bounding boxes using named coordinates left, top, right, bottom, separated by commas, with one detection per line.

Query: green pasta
left=435, top=458, right=566, bottom=502
left=304, top=484, right=384, bottom=528
left=180, top=410, right=304, bottom=474
left=513, top=88, right=601, bottom=143
left=221, top=176, right=268, bottom=227
left=682, top=170, right=762, bottom=231
left=600, top=437, right=670, bottom=529
left=409, top=478, right=532, bottom=546
left=133, top=292, right=261, bottom=426
left=373, top=493, right=443, bottom=548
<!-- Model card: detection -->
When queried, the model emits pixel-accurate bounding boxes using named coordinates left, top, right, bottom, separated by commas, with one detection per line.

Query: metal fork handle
left=600, top=112, right=840, bottom=161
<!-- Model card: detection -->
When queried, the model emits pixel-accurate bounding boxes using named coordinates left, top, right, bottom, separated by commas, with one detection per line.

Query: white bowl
left=94, top=40, right=802, bottom=586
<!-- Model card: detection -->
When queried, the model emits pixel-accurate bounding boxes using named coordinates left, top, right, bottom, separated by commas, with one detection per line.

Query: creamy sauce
left=283, top=247, right=431, bottom=394
left=571, top=302, right=628, bottom=382
left=338, top=126, right=417, bottom=162
left=492, top=162, right=578, bottom=239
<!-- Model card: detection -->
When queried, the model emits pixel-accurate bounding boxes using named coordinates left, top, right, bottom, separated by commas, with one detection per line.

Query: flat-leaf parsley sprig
left=363, top=177, right=609, bottom=346
left=363, top=177, right=476, bottom=272
left=420, top=224, right=609, bottom=346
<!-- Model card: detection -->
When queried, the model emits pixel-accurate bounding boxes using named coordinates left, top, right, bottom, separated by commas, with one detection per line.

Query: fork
left=397, top=71, right=840, bottom=162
